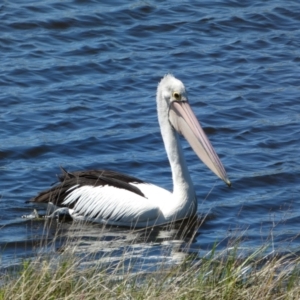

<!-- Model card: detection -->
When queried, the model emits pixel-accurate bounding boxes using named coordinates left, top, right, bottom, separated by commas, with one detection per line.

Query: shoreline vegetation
left=1, top=218, right=300, bottom=300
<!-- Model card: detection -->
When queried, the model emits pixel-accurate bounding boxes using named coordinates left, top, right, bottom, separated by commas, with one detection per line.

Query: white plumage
left=31, top=74, right=230, bottom=228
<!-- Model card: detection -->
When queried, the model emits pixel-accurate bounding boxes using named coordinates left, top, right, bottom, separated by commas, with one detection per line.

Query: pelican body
left=31, top=75, right=230, bottom=228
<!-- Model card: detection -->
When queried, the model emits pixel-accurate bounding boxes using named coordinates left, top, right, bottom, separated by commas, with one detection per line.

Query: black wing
left=30, top=167, right=146, bottom=207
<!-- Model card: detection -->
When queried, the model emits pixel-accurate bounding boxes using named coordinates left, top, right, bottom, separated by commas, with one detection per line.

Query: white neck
left=156, top=94, right=196, bottom=218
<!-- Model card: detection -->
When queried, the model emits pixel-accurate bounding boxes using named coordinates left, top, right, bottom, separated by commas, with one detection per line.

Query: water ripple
left=0, top=0, right=300, bottom=270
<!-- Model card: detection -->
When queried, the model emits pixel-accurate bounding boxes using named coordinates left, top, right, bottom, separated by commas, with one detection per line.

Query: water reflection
left=3, top=216, right=202, bottom=274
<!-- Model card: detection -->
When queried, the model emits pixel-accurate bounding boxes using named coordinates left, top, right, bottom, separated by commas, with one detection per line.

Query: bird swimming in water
left=30, top=74, right=231, bottom=228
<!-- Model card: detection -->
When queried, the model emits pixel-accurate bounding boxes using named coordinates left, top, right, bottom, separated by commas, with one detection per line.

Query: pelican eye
left=172, top=92, right=181, bottom=101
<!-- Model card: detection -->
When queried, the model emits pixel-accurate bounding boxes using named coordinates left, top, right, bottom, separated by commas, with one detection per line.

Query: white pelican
left=30, top=74, right=231, bottom=228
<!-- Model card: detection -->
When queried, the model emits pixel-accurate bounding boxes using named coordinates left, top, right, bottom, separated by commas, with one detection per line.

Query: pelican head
left=157, top=74, right=231, bottom=187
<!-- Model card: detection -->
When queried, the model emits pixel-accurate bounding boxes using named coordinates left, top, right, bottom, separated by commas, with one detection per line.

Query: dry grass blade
left=1, top=219, right=300, bottom=300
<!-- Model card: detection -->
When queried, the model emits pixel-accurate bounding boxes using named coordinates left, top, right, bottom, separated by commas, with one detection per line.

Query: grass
left=1, top=219, right=300, bottom=300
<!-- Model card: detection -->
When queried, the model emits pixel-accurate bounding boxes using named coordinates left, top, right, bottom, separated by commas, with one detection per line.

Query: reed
left=1, top=219, right=300, bottom=300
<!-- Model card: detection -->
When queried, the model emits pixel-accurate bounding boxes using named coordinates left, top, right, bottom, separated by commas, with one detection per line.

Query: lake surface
left=1, top=0, right=300, bottom=271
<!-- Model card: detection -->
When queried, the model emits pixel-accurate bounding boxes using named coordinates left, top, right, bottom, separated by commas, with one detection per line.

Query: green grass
left=1, top=220, right=300, bottom=300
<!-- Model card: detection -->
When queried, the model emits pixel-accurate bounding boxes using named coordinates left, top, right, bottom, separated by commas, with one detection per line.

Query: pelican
left=30, top=74, right=231, bottom=228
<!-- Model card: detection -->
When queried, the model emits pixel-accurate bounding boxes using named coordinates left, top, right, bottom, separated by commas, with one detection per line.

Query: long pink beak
left=169, top=101, right=231, bottom=186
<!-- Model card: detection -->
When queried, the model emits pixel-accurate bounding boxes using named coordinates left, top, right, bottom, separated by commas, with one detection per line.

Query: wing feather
left=30, top=168, right=147, bottom=205
left=63, top=185, right=161, bottom=223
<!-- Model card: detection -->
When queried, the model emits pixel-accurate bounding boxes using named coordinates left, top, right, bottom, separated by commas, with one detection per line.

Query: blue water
left=1, top=0, right=300, bottom=270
